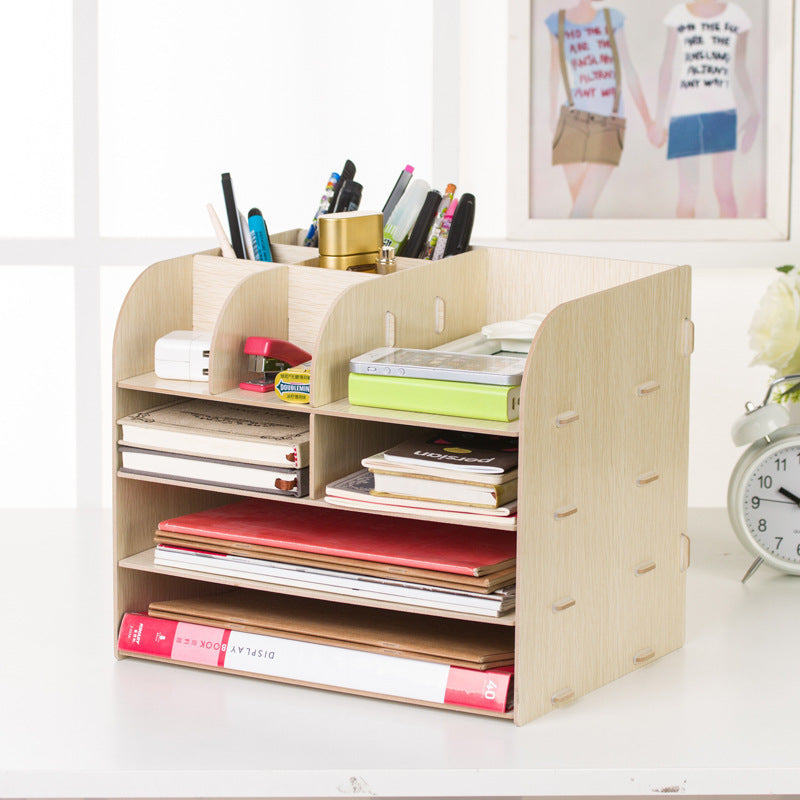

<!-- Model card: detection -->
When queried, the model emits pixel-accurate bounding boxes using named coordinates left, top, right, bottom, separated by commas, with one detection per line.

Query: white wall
left=459, top=0, right=793, bottom=508
left=0, top=1, right=793, bottom=509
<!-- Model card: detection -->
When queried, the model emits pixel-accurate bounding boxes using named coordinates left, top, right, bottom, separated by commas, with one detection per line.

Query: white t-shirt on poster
left=663, top=2, right=751, bottom=117
left=545, top=9, right=626, bottom=117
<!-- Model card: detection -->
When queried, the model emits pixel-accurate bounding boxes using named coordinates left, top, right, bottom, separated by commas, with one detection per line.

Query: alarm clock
left=728, top=373, right=800, bottom=582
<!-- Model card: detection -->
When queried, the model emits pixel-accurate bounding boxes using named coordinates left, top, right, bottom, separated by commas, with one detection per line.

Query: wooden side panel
left=311, top=250, right=488, bottom=406
left=513, top=265, right=691, bottom=725
left=112, top=253, right=194, bottom=382
left=208, top=267, right=289, bottom=394
left=483, top=246, right=666, bottom=323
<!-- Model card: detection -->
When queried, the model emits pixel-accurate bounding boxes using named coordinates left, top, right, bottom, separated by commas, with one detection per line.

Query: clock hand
left=779, top=487, right=800, bottom=506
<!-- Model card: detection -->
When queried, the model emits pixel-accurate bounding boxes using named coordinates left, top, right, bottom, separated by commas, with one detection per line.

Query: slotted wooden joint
left=683, top=318, right=695, bottom=356
left=680, top=533, right=691, bottom=572
left=637, top=381, right=660, bottom=396
left=554, top=504, right=578, bottom=521
left=384, top=311, right=396, bottom=347
left=433, top=296, right=445, bottom=334
left=555, top=410, right=579, bottom=427
left=552, top=596, right=576, bottom=613
left=636, top=471, right=659, bottom=487
left=634, top=560, right=657, bottom=576
left=551, top=688, right=576, bottom=707
left=633, top=647, right=656, bottom=666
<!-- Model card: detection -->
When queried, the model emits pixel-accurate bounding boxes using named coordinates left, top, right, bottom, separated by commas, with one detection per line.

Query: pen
left=304, top=172, right=340, bottom=247
left=206, top=203, right=237, bottom=259
left=382, top=164, right=414, bottom=221
left=443, top=193, right=475, bottom=257
left=238, top=209, right=255, bottom=259
left=399, top=189, right=441, bottom=258
left=421, top=183, right=456, bottom=260
left=248, top=208, right=273, bottom=262
left=327, top=159, right=356, bottom=214
left=221, top=172, right=247, bottom=259
left=333, top=180, right=363, bottom=213
left=383, top=179, right=431, bottom=253
left=431, top=197, right=458, bottom=260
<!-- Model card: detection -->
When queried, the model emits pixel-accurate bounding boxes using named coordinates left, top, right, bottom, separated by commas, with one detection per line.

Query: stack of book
left=118, top=588, right=514, bottom=713
left=325, top=432, right=518, bottom=529
left=116, top=399, right=310, bottom=497
left=151, top=498, right=516, bottom=617
left=124, top=496, right=518, bottom=712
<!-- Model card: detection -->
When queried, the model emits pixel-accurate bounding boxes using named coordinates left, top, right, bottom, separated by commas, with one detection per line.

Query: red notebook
left=158, top=498, right=516, bottom=576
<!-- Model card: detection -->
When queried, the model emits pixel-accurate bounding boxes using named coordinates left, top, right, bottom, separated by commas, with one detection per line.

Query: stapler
left=239, top=337, right=313, bottom=393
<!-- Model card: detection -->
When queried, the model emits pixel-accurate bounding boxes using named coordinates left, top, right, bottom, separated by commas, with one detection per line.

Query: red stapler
left=239, top=337, right=312, bottom=393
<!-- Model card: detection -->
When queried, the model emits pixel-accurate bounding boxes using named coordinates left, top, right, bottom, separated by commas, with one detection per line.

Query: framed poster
left=507, top=0, right=793, bottom=240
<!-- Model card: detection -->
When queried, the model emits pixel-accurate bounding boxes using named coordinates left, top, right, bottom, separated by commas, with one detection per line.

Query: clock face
left=741, top=441, right=800, bottom=565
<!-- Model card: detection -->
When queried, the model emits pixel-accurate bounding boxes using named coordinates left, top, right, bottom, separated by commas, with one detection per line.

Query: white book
left=370, top=471, right=518, bottom=509
left=119, top=447, right=309, bottom=497
left=362, top=452, right=516, bottom=485
left=325, top=469, right=517, bottom=528
left=117, top=399, right=309, bottom=467
left=154, top=545, right=515, bottom=616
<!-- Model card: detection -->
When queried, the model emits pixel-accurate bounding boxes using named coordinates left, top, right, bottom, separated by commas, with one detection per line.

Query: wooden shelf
left=117, top=372, right=312, bottom=413
left=120, top=548, right=516, bottom=626
left=314, top=398, right=521, bottom=435
left=112, top=242, right=692, bottom=725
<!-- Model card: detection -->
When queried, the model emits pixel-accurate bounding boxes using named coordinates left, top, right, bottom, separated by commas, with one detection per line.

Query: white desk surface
left=1, top=507, right=799, bottom=799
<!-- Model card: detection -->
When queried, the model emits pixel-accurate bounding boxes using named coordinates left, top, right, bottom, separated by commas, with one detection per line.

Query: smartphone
left=349, top=347, right=524, bottom=386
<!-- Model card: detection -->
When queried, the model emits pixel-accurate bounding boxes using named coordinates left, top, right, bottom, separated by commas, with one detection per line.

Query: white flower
left=749, top=273, right=800, bottom=374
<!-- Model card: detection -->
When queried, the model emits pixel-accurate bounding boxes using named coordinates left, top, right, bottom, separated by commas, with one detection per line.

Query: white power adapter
left=154, top=330, right=212, bottom=381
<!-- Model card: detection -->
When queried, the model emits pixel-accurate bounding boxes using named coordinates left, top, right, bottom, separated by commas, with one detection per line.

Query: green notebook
left=348, top=373, right=521, bottom=422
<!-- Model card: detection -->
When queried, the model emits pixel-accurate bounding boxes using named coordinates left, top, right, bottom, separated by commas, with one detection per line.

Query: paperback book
left=117, top=399, right=310, bottom=467
left=158, top=498, right=516, bottom=577
left=118, top=612, right=514, bottom=712
left=119, top=446, right=309, bottom=497
left=382, top=431, right=518, bottom=474
left=148, top=588, right=516, bottom=668
left=153, top=544, right=515, bottom=617
left=325, top=469, right=517, bottom=529
left=153, top=531, right=517, bottom=593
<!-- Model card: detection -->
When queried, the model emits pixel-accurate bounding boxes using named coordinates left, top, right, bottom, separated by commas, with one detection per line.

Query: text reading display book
left=118, top=611, right=514, bottom=713
left=113, top=238, right=691, bottom=724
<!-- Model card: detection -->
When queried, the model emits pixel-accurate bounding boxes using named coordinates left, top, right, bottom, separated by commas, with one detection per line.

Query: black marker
left=221, top=172, right=247, bottom=259
left=443, top=193, right=475, bottom=258
left=400, top=189, right=441, bottom=258
left=327, top=159, right=356, bottom=213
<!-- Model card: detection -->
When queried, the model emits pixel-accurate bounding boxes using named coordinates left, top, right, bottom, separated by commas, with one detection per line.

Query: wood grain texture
left=208, top=267, right=289, bottom=394
left=513, top=263, right=691, bottom=725
left=113, top=244, right=692, bottom=724
left=311, top=249, right=487, bottom=406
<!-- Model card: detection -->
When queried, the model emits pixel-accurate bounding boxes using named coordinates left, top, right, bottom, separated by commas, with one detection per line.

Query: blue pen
left=248, top=208, right=273, bottom=262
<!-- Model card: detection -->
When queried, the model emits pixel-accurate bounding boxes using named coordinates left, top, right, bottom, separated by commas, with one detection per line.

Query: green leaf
left=776, top=264, right=795, bottom=273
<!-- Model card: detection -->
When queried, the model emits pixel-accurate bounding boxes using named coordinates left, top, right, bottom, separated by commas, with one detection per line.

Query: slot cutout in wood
left=384, top=311, right=396, bottom=347
left=555, top=411, right=579, bottom=427
left=636, top=471, right=659, bottom=487
left=554, top=505, right=578, bottom=520
left=551, top=688, right=576, bottom=706
left=633, top=647, right=656, bottom=665
left=552, top=597, right=576, bottom=613
left=434, top=296, right=445, bottom=334
left=637, top=381, right=660, bottom=396
left=634, top=560, right=657, bottom=576
left=680, top=533, right=691, bottom=572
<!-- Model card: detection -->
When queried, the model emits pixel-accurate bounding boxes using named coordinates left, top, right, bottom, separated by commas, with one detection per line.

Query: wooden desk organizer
left=113, top=236, right=692, bottom=725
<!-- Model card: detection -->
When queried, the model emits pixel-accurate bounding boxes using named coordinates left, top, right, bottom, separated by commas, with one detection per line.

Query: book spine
left=348, top=374, right=520, bottom=422
left=118, top=613, right=512, bottom=713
